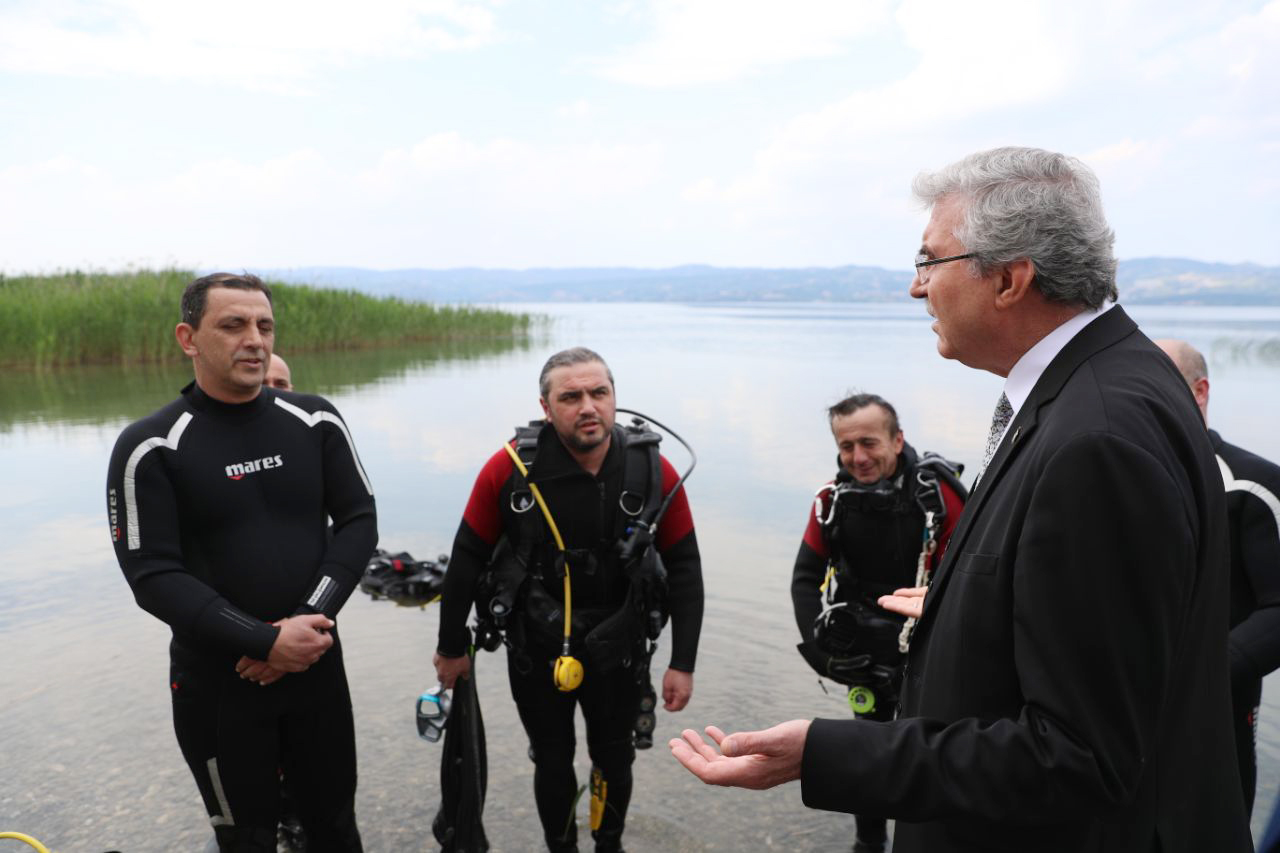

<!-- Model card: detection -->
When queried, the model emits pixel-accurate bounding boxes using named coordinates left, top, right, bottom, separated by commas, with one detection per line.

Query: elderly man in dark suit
left=670, top=147, right=1251, bottom=852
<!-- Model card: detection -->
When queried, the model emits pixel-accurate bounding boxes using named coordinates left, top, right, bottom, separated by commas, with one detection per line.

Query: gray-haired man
left=671, top=148, right=1249, bottom=853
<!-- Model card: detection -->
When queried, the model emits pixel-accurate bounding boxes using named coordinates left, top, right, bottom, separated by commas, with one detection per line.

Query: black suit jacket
left=801, top=306, right=1251, bottom=852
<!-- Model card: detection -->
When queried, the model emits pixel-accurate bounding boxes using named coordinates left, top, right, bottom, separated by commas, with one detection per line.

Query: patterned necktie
left=976, top=392, right=1013, bottom=484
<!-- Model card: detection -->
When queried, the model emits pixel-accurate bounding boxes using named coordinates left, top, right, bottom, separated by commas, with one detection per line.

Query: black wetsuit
left=106, top=382, right=377, bottom=851
left=438, top=422, right=703, bottom=852
left=1213, top=430, right=1280, bottom=816
left=791, top=443, right=964, bottom=849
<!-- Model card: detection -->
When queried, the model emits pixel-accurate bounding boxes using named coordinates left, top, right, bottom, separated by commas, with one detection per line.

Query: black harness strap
left=483, top=420, right=667, bottom=671
left=912, top=451, right=967, bottom=524
left=616, top=420, right=662, bottom=537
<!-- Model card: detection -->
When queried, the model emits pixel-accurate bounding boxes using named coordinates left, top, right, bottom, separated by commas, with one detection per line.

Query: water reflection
left=0, top=335, right=536, bottom=432
left=298, top=335, right=542, bottom=397
left=1211, top=336, right=1280, bottom=367
left=4, top=302, right=1280, bottom=849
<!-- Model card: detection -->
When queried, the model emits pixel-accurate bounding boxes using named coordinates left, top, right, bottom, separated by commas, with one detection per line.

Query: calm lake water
left=4, top=301, right=1280, bottom=851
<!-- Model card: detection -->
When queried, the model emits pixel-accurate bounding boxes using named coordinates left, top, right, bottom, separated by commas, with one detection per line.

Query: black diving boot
left=593, top=829, right=625, bottom=853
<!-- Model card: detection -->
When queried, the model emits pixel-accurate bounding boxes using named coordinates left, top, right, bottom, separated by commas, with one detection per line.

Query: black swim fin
left=433, top=643, right=489, bottom=853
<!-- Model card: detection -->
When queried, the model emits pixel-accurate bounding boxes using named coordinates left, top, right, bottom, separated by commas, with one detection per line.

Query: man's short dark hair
left=539, top=346, right=614, bottom=399
left=828, top=392, right=900, bottom=437
left=181, top=272, right=273, bottom=328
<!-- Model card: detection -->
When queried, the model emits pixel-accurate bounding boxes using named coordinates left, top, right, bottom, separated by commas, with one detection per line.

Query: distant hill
left=254, top=259, right=1280, bottom=305
left=1117, top=258, right=1280, bottom=305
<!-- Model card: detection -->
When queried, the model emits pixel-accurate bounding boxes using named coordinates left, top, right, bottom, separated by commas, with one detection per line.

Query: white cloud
left=668, top=0, right=1072, bottom=241
left=595, top=0, right=893, bottom=87
left=1085, top=138, right=1168, bottom=169
left=0, top=0, right=499, bottom=91
left=357, top=132, right=665, bottom=206
left=1083, top=137, right=1173, bottom=197
left=654, top=0, right=1280, bottom=266
left=1214, top=0, right=1280, bottom=82
left=556, top=99, right=591, bottom=119
left=2, top=0, right=1278, bottom=269
left=0, top=132, right=673, bottom=270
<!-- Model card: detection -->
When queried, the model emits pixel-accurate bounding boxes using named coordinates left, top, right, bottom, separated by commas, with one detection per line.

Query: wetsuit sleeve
left=656, top=456, right=703, bottom=673
left=436, top=448, right=511, bottom=658
left=791, top=493, right=830, bottom=639
left=294, top=400, right=378, bottom=620
left=1228, top=490, right=1280, bottom=687
left=791, top=548, right=827, bottom=642
left=108, top=423, right=280, bottom=660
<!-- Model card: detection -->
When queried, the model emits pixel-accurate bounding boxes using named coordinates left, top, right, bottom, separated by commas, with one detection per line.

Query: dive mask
left=416, top=685, right=451, bottom=742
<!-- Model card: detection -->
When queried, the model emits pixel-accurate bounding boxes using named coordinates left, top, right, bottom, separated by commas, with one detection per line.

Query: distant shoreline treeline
left=254, top=258, right=1280, bottom=305
left=0, top=269, right=533, bottom=368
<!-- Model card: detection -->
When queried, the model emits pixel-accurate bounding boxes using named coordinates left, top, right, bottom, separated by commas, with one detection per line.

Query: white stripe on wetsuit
left=206, top=757, right=235, bottom=827
left=273, top=398, right=373, bottom=496
left=124, top=412, right=194, bottom=550
left=1218, top=454, right=1280, bottom=533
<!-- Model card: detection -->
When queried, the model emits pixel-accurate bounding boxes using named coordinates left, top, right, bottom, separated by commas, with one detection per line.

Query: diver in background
left=792, top=392, right=965, bottom=853
left=1157, top=338, right=1280, bottom=818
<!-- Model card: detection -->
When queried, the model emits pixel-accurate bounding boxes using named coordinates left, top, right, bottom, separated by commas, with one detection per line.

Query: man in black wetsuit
left=791, top=393, right=965, bottom=853
left=433, top=346, right=704, bottom=853
left=1157, top=338, right=1280, bottom=817
left=106, top=272, right=377, bottom=851
left=265, top=353, right=293, bottom=391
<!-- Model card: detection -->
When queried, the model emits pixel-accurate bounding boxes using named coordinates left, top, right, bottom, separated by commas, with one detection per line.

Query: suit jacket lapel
left=916, top=306, right=1140, bottom=629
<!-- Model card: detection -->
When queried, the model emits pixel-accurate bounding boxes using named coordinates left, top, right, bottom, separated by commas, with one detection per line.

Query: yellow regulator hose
left=0, top=833, right=53, bottom=853
left=502, top=442, right=583, bottom=691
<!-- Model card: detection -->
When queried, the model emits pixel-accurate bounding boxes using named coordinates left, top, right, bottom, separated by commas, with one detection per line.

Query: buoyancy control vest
left=477, top=418, right=669, bottom=674
left=811, top=445, right=966, bottom=672
left=816, top=446, right=966, bottom=607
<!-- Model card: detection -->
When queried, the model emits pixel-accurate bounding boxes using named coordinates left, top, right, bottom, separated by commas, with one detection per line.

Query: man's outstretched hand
left=669, top=720, right=811, bottom=790
left=878, top=585, right=927, bottom=620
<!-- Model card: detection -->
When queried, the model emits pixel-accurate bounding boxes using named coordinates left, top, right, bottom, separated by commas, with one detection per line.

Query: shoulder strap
left=613, top=418, right=665, bottom=566
left=513, top=421, right=542, bottom=465
left=616, top=418, right=663, bottom=533
left=814, top=479, right=842, bottom=548
left=913, top=451, right=968, bottom=522
left=506, top=422, right=547, bottom=553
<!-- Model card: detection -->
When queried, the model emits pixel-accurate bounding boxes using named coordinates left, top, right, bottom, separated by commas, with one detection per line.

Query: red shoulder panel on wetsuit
left=461, top=443, right=516, bottom=546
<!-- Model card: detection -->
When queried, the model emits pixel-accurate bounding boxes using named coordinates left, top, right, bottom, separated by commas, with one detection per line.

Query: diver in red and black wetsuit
left=434, top=346, right=704, bottom=853
left=791, top=393, right=965, bottom=853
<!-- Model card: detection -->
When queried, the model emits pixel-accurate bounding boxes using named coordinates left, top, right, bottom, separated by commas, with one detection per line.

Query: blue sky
left=1, top=0, right=1277, bottom=273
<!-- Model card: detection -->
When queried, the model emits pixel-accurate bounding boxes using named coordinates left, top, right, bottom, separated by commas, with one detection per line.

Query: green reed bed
left=0, top=269, right=531, bottom=368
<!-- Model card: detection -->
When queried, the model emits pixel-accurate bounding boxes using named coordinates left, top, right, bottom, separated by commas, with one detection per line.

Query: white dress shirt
left=998, top=301, right=1115, bottom=438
